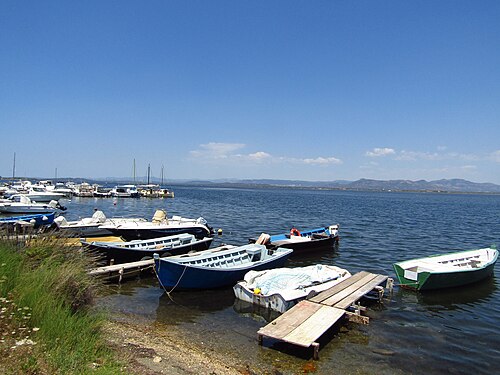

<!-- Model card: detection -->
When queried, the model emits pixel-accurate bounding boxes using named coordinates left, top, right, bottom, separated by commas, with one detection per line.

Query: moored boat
left=99, top=209, right=213, bottom=241
left=0, top=212, right=56, bottom=228
left=250, top=224, right=340, bottom=254
left=233, top=264, right=352, bottom=313
left=393, top=247, right=498, bottom=291
left=153, top=244, right=293, bottom=290
left=0, top=195, right=66, bottom=214
left=54, top=209, right=148, bottom=237
left=81, top=233, right=213, bottom=265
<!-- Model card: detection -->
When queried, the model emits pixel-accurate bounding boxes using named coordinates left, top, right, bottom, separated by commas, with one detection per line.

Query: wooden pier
left=257, top=271, right=389, bottom=359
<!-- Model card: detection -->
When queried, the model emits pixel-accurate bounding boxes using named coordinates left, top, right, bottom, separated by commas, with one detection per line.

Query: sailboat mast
left=12, top=152, right=16, bottom=179
left=147, top=164, right=151, bottom=185
left=161, top=165, right=164, bottom=185
left=133, top=159, right=136, bottom=183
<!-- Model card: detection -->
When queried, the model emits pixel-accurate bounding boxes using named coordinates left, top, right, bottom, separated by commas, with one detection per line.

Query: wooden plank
left=282, top=303, right=345, bottom=347
left=321, top=273, right=378, bottom=306
left=308, top=271, right=370, bottom=304
left=258, top=300, right=322, bottom=339
left=89, top=258, right=154, bottom=275
left=334, top=275, right=388, bottom=309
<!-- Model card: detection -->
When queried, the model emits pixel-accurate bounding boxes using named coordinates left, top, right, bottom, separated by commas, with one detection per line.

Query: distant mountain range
left=171, top=178, right=500, bottom=193
left=2, top=176, right=499, bottom=193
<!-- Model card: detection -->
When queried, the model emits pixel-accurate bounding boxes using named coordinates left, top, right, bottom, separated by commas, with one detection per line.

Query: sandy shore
left=104, top=320, right=260, bottom=375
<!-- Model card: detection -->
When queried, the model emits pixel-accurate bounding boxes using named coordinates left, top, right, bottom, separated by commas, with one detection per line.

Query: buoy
left=217, top=228, right=223, bottom=236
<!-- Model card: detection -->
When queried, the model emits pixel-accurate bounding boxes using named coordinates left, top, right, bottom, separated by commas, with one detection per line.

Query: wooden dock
left=257, top=271, right=389, bottom=359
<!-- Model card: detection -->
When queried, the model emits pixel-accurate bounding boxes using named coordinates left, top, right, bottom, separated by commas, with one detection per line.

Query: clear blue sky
left=1, top=1, right=499, bottom=183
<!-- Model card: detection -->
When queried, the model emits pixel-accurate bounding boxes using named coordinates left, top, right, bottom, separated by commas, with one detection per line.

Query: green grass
left=0, top=237, right=125, bottom=374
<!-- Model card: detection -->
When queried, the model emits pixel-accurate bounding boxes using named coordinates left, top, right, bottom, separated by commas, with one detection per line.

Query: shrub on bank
left=0, top=237, right=124, bottom=374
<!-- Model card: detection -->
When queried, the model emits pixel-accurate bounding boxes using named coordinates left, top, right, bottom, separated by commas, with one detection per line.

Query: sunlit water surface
left=63, top=187, right=499, bottom=374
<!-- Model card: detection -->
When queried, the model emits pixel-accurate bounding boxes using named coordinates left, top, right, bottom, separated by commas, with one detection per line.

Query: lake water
left=64, top=186, right=499, bottom=374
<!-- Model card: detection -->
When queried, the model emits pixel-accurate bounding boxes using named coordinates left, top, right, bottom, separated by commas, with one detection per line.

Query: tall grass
left=0, top=237, right=124, bottom=374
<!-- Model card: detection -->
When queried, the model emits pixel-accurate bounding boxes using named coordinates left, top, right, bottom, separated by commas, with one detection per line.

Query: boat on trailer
left=393, top=247, right=498, bottom=291
left=153, top=244, right=293, bottom=290
left=81, top=233, right=213, bottom=265
left=250, top=224, right=340, bottom=254
left=233, top=264, right=351, bottom=313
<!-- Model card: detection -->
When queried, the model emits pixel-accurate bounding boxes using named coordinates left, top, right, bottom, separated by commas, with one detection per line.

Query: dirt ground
left=103, top=319, right=268, bottom=375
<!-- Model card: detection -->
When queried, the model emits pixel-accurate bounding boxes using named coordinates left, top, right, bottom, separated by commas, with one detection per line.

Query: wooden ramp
left=89, top=259, right=154, bottom=281
left=257, top=271, right=388, bottom=359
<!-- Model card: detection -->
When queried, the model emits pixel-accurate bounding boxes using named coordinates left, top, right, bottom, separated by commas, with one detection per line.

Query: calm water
left=64, top=187, right=499, bottom=374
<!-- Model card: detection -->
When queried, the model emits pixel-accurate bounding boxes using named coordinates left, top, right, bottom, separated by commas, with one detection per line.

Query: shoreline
left=104, top=318, right=258, bottom=375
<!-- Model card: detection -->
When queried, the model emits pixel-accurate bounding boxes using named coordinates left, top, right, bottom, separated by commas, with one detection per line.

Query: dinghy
left=153, top=244, right=293, bottom=290
left=250, top=225, right=339, bottom=255
left=233, top=264, right=351, bottom=313
left=393, top=247, right=498, bottom=291
left=0, top=212, right=56, bottom=228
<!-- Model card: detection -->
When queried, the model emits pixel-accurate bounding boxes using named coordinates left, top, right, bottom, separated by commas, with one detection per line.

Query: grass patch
left=0, top=236, right=125, bottom=374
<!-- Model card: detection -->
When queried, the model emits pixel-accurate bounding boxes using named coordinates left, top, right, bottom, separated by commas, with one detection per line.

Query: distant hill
left=2, top=176, right=499, bottom=193
left=171, top=178, right=500, bottom=193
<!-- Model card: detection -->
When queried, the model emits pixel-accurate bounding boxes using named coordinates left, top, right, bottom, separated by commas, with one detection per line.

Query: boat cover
left=243, top=264, right=347, bottom=297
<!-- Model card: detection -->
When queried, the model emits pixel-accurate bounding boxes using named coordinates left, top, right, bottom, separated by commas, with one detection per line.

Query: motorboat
left=112, top=185, right=139, bottom=198
left=0, top=212, right=56, bottom=228
left=54, top=209, right=147, bottom=237
left=81, top=233, right=213, bottom=265
left=233, top=264, right=351, bottom=313
left=99, top=209, right=213, bottom=241
left=153, top=244, right=293, bottom=290
left=0, top=195, right=66, bottom=214
left=393, top=247, right=498, bottom=291
left=249, top=225, right=340, bottom=255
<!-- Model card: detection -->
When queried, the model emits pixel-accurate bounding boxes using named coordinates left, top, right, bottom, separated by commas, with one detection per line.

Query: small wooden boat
left=233, top=264, right=351, bottom=313
left=81, top=233, right=213, bottom=265
left=153, top=244, right=293, bottom=290
left=249, top=225, right=340, bottom=254
left=0, top=212, right=56, bottom=228
left=393, top=247, right=498, bottom=291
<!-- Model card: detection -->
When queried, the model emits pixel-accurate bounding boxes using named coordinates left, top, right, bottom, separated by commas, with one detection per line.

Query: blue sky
left=1, top=1, right=499, bottom=183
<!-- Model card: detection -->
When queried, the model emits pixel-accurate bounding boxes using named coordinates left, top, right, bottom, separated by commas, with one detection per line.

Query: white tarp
left=244, top=264, right=349, bottom=296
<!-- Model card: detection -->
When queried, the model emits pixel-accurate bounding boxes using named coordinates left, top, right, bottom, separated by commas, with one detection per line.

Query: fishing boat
left=233, top=264, right=351, bottom=313
left=249, top=224, right=340, bottom=254
left=0, top=195, right=66, bottom=214
left=99, top=209, right=213, bottom=241
left=393, top=247, right=498, bottom=291
left=153, top=244, right=293, bottom=290
left=81, top=233, right=213, bottom=265
left=0, top=212, right=56, bottom=228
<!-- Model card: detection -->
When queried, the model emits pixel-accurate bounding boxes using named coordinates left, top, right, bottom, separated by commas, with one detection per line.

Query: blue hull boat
left=153, top=244, right=293, bottom=290
left=0, top=212, right=56, bottom=228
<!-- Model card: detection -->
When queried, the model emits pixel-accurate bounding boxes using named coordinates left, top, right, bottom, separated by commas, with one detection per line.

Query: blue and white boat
left=153, top=244, right=293, bottom=290
left=250, top=224, right=340, bottom=255
left=0, top=212, right=56, bottom=228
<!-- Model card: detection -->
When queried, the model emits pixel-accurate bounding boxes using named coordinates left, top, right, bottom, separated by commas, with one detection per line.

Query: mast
left=161, top=164, right=164, bottom=185
left=12, top=152, right=16, bottom=179
left=133, top=158, right=136, bottom=183
left=147, top=163, right=151, bottom=185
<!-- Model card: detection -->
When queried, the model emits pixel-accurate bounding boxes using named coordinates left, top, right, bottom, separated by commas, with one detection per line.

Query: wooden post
left=312, top=342, right=320, bottom=360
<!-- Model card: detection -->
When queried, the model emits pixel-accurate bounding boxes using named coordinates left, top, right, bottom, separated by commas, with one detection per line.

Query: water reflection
left=155, top=287, right=236, bottom=325
left=415, top=277, right=497, bottom=311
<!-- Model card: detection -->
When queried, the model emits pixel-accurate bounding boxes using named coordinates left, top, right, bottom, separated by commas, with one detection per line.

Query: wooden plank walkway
left=257, top=271, right=388, bottom=359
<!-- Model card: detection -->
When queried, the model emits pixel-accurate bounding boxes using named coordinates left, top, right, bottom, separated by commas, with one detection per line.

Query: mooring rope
left=152, top=261, right=189, bottom=302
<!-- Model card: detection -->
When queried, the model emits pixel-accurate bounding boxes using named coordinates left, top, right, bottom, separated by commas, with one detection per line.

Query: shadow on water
left=155, top=287, right=236, bottom=325
left=409, top=276, right=497, bottom=311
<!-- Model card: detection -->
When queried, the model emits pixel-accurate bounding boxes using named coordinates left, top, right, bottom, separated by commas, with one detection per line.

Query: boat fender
left=254, top=288, right=261, bottom=295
